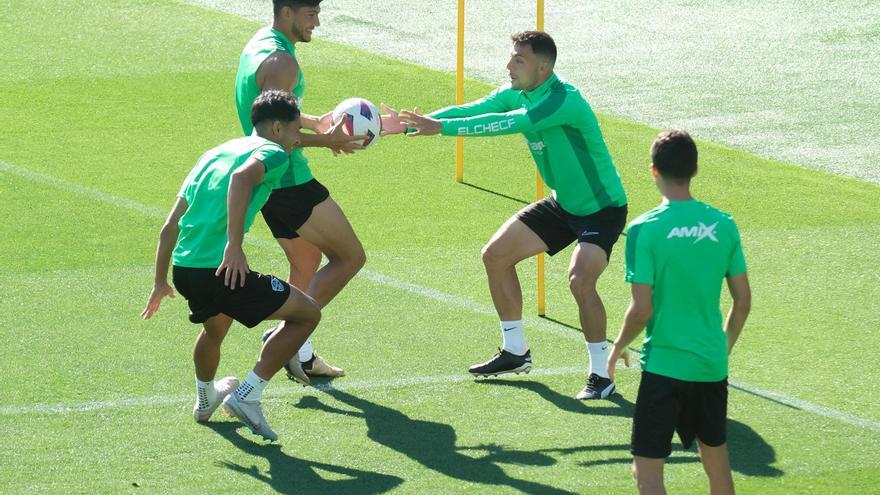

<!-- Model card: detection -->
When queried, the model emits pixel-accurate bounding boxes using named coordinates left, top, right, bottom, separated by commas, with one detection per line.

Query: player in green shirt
left=607, top=130, right=752, bottom=494
left=235, top=0, right=374, bottom=382
left=399, top=32, right=628, bottom=400
left=142, top=91, right=321, bottom=442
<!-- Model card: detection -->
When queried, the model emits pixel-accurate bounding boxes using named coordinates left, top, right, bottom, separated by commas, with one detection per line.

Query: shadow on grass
left=295, top=389, right=579, bottom=495
left=203, top=422, right=403, bottom=495
left=461, top=181, right=530, bottom=205
left=571, top=419, right=782, bottom=477
left=475, top=378, right=635, bottom=416
left=474, top=380, right=781, bottom=477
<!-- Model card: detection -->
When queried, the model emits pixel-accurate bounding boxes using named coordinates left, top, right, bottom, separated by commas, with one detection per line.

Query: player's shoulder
left=552, top=75, right=584, bottom=97
left=549, top=75, right=591, bottom=113
left=694, top=200, right=738, bottom=225
left=629, top=203, right=669, bottom=227
left=248, top=26, right=294, bottom=54
left=626, top=204, right=670, bottom=237
left=490, top=83, right=516, bottom=97
left=246, top=135, right=285, bottom=153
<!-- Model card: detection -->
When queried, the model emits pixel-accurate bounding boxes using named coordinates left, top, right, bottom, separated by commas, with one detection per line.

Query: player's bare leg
left=296, top=198, right=366, bottom=308
left=192, top=314, right=238, bottom=422
left=194, top=314, right=233, bottom=381
left=632, top=456, right=667, bottom=495
left=481, top=217, right=548, bottom=321
left=469, top=217, right=547, bottom=377
left=569, top=243, right=609, bottom=344
left=570, top=242, right=617, bottom=399
left=256, top=290, right=322, bottom=378
left=273, top=224, right=344, bottom=379
left=278, top=237, right=322, bottom=292
left=696, top=440, right=735, bottom=495
left=224, top=288, right=321, bottom=441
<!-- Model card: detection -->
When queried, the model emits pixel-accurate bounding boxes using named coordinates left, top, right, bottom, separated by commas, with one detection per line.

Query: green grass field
left=2, top=1, right=879, bottom=493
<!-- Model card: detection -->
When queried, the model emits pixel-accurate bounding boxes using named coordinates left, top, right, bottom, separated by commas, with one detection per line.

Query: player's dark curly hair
left=273, top=0, right=322, bottom=17
left=651, top=130, right=698, bottom=180
left=251, top=90, right=301, bottom=128
left=511, top=31, right=557, bottom=66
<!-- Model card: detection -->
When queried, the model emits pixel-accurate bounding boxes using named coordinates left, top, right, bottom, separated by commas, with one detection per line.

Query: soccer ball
left=332, top=97, right=381, bottom=148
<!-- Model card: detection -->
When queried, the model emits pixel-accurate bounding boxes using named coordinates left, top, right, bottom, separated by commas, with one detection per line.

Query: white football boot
left=222, top=393, right=278, bottom=442
left=193, top=376, right=240, bottom=422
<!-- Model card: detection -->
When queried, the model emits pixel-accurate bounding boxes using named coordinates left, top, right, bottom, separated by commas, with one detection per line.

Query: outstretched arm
left=400, top=93, right=572, bottom=138
left=382, top=88, right=511, bottom=136
left=142, top=197, right=188, bottom=319
left=428, top=93, right=509, bottom=119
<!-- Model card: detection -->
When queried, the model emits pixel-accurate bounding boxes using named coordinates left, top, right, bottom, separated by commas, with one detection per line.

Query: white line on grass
left=3, top=159, right=880, bottom=434
left=0, top=367, right=585, bottom=416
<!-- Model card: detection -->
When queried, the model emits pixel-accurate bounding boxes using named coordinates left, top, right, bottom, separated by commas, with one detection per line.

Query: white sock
left=196, top=378, right=216, bottom=409
left=234, top=371, right=268, bottom=402
left=298, top=338, right=314, bottom=362
left=500, top=319, right=527, bottom=355
left=587, top=341, right=610, bottom=378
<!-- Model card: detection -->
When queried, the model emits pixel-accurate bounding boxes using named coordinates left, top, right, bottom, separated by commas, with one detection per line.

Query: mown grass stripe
left=4, top=158, right=879, bottom=435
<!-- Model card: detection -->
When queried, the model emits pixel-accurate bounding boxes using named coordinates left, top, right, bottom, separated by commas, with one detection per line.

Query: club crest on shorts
left=271, top=277, right=285, bottom=292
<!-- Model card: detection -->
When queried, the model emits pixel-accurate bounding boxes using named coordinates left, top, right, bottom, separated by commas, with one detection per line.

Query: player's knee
left=299, top=296, right=322, bottom=329
left=349, top=245, right=366, bottom=272
left=568, top=270, right=598, bottom=298
left=481, top=242, right=507, bottom=268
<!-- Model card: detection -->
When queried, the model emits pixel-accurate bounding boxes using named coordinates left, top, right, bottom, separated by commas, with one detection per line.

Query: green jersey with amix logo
left=625, top=199, right=747, bottom=382
left=432, top=73, right=626, bottom=216
left=173, top=136, right=289, bottom=268
left=234, top=26, right=311, bottom=187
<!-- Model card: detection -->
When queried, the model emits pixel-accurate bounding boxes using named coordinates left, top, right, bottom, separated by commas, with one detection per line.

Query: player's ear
left=272, top=120, right=283, bottom=138
left=539, top=57, right=552, bottom=75
left=651, top=163, right=659, bottom=178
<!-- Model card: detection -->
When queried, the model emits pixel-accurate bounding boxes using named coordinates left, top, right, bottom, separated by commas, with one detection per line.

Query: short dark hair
left=251, top=90, right=301, bottom=128
left=273, top=0, right=322, bottom=17
left=651, top=130, right=698, bottom=180
left=511, top=31, right=557, bottom=66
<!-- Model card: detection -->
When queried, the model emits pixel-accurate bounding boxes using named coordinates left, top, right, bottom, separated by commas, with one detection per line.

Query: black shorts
left=631, top=371, right=729, bottom=459
left=261, top=179, right=331, bottom=239
left=516, top=197, right=627, bottom=258
left=171, top=266, right=291, bottom=328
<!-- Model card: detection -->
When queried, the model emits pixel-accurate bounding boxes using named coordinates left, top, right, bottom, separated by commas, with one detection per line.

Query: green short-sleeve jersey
left=172, top=136, right=289, bottom=268
left=625, top=199, right=747, bottom=382
left=432, top=73, right=627, bottom=216
left=234, top=26, right=312, bottom=188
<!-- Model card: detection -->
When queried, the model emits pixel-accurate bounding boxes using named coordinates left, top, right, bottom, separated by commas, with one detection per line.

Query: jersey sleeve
left=177, top=158, right=204, bottom=201
left=177, top=178, right=191, bottom=201
left=726, top=220, right=747, bottom=276
left=624, top=222, right=655, bottom=285
left=430, top=87, right=512, bottom=119
left=251, top=144, right=289, bottom=188
left=439, top=88, right=576, bottom=137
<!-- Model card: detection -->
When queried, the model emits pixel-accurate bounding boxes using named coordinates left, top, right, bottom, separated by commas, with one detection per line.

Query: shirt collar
left=523, top=72, right=559, bottom=100
left=270, top=27, right=296, bottom=52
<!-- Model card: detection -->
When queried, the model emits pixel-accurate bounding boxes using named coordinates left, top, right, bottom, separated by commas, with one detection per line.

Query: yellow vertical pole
left=537, top=0, right=544, bottom=30
left=536, top=0, right=546, bottom=316
left=455, top=0, right=465, bottom=182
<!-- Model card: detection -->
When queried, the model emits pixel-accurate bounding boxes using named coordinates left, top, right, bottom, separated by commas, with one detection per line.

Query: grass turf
left=1, top=0, right=879, bottom=493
